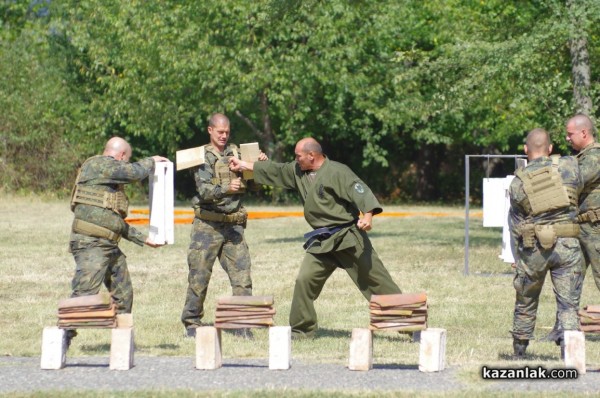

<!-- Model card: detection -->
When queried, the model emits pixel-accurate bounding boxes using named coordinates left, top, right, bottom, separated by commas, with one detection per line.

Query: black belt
left=303, top=220, right=357, bottom=250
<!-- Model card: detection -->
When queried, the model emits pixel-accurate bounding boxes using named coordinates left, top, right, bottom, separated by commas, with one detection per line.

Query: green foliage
left=2, top=0, right=600, bottom=200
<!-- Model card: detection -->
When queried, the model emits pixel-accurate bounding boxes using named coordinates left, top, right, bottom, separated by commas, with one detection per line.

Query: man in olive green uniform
left=68, top=137, right=168, bottom=344
left=230, top=137, right=402, bottom=338
left=181, top=113, right=267, bottom=338
left=509, top=128, right=583, bottom=358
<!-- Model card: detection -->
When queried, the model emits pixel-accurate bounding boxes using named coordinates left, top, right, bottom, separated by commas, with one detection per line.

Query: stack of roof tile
left=57, top=292, right=117, bottom=329
left=369, top=292, right=427, bottom=332
left=579, top=305, right=600, bottom=332
left=214, top=295, right=275, bottom=329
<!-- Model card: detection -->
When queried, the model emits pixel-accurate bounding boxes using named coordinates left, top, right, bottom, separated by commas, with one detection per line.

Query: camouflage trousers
left=290, top=229, right=401, bottom=338
left=578, top=222, right=600, bottom=295
left=69, top=233, right=133, bottom=313
left=511, top=237, right=583, bottom=340
left=181, top=218, right=252, bottom=327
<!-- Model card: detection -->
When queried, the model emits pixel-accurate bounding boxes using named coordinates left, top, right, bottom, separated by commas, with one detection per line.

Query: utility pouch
left=520, top=224, right=536, bottom=248
left=534, top=225, right=557, bottom=250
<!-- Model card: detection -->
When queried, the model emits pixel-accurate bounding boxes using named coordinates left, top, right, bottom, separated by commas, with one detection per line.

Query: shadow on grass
left=497, top=352, right=560, bottom=361
left=81, top=343, right=110, bottom=353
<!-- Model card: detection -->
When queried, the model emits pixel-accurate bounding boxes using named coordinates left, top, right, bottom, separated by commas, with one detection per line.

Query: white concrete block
left=564, top=330, right=586, bottom=375
left=419, top=328, right=446, bottom=372
left=269, top=326, right=291, bottom=370
left=149, top=161, right=174, bottom=245
left=196, top=327, right=222, bottom=370
left=110, top=327, right=134, bottom=370
left=348, top=328, right=372, bottom=371
left=40, top=327, right=66, bottom=370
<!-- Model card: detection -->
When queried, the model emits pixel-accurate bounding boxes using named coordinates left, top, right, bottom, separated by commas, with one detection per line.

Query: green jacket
left=72, top=155, right=155, bottom=246
left=253, top=157, right=382, bottom=253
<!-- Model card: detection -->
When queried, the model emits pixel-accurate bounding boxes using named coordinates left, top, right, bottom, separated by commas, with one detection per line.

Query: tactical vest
left=206, top=145, right=246, bottom=193
left=515, top=156, right=575, bottom=216
left=70, top=156, right=129, bottom=218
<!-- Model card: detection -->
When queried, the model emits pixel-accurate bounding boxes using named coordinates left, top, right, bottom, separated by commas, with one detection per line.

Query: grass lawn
left=1, top=195, right=599, bottom=394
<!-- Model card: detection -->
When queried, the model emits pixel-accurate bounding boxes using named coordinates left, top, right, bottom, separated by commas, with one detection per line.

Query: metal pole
left=464, top=155, right=470, bottom=276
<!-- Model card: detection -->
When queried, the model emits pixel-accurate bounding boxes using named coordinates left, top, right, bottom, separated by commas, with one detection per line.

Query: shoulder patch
left=354, top=182, right=365, bottom=194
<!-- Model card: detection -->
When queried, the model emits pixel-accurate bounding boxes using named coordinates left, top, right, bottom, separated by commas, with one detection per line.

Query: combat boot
left=513, top=339, right=528, bottom=358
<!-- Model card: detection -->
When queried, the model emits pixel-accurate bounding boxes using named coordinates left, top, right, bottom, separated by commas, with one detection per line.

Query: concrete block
left=419, top=328, right=446, bottom=372
left=196, top=327, right=222, bottom=370
left=40, top=327, right=66, bottom=370
left=269, top=326, right=291, bottom=370
left=348, top=328, right=372, bottom=371
left=149, top=161, right=174, bottom=245
left=564, top=330, right=586, bottom=375
left=110, top=327, right=134, bottom=370
left=117, top=313, right=134, bottom=328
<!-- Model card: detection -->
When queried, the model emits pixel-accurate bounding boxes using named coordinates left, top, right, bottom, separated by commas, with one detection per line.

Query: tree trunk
left=568, top=0, right=593, bottom=115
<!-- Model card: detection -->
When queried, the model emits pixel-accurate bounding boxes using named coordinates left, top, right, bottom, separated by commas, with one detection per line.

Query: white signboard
left=149, top=162, right=174, bottom=244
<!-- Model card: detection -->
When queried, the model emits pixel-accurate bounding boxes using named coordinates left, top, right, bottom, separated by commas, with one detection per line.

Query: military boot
left=513, top=339, right=528, bottom=358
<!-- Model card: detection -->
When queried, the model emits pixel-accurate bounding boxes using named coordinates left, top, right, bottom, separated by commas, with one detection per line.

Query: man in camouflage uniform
left=509, top=128, right=583, bottom=358
left=229, top=137, right=402, bottom=339
left=544, top=114, right=600, bottom=343
left=68, top=137, right=168, bottom=345
left=181, top=113, right=267, bottom=338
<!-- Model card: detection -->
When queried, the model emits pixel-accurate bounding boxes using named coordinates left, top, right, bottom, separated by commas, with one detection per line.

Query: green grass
left=1, top=196, right=600, bottom=395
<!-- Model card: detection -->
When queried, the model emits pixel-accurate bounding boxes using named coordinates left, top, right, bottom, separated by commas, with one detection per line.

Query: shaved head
left=209, top=113, right=230, bottom=128
left=297, top=137, right=322, bottom=154
left=524, top=128, right=552, bottom=160
left=103, top=136, right=132, bottom=162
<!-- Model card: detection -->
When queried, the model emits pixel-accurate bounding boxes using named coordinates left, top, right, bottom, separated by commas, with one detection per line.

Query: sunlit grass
left=1, top=196, right=600, bottom=392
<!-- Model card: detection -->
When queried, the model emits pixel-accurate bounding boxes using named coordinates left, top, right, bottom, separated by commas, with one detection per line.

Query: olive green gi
left=509, top=156, right=584, bottom=341
left=181, top=144, right=252, bottom=328
left=253, top=157, right=401, bottom=337
left=70, top=155, right=155, bottom=313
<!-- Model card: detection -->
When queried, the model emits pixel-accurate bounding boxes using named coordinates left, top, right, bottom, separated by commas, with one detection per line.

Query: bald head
left=524, top=128, right=552, bottom=160
left=297, top=137, right=322, bottom=154
left=566, top=114, right=595, bottom=151
left=294, top=137, right=325, bottom=171
left=103, top=137, right=132, bottom=162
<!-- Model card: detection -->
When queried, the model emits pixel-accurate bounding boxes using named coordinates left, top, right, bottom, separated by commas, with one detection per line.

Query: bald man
left=565, top=114, right=600, bottom=292
left=508, top=128, right=583, bottom=358
left=67, top=136, right=168, bottom=347
left=230, top=137, right=402, bottom=339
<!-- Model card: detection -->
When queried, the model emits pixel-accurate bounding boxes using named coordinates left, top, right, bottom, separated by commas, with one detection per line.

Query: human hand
left=228, top=178, right=242, bottom=193
left=152, top=155, right=170, bottom=163
left=145, top=237, right=165, bottom=248
left=258, top=151, right=268, bottom=161
left=229, top=157, right=243, bottom=171
left=356, top=214, right=373, bottom=231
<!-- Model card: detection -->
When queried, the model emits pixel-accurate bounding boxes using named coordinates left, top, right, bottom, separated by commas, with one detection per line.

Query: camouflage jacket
left=577, top=142, right=600, bottom=213
left=191, top=144, right=244, bottom=214
left=72, top=155, right=155, bottom=246
left=508, top=156, right=582, bottom=253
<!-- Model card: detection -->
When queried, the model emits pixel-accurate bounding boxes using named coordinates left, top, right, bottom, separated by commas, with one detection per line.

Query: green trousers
left=290, top=229, right=401, bottom=337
